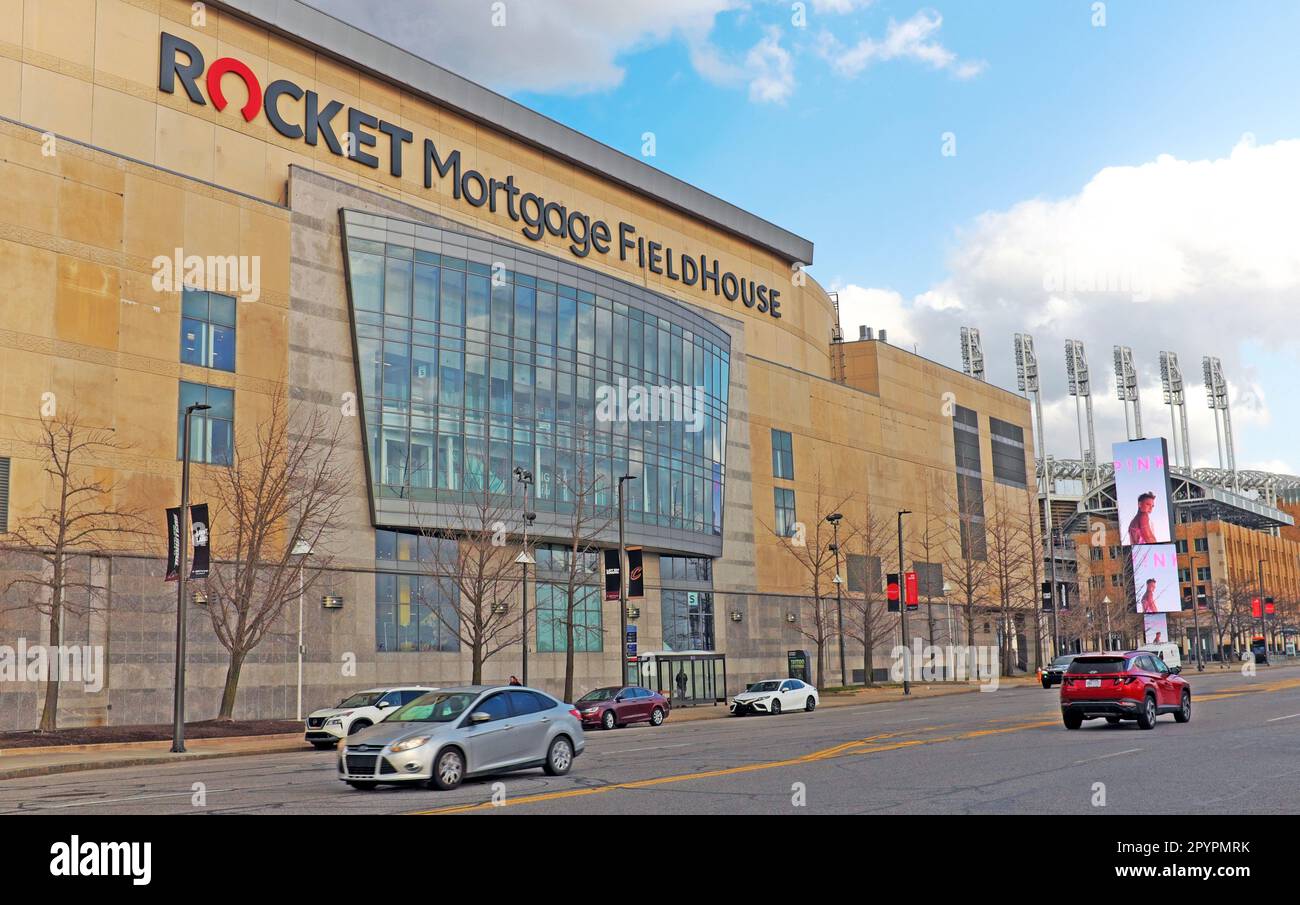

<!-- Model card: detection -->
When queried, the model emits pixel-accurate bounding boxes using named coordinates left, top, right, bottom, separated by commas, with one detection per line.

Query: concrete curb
left=0, top=732, right=305, bottom=758
left=0, top=737, right=312, bottom=781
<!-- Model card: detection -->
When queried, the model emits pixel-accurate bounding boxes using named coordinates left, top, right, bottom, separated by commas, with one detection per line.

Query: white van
left=1139, top=642, right=1183, bottom=671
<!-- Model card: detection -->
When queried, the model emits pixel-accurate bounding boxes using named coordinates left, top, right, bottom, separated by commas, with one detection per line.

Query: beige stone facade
left=0, top=0, right=1039, bottom=729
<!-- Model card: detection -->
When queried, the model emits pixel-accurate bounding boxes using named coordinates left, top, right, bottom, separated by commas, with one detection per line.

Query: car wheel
left=805, top=696, right=816, bottom=712
left=770, top=700, right=782, bottom=715
left=1173, top=690, right=1192, bottom=723
left=345, top=781, right=377, bottom=791
left=1136, top=694, right=1158, bottom=730
left=348, top=720, right=371, bottom=736
left=649, top=707, right=665, bottom=726
left=1062, top=711, right=1083, bottom=730
left=602, top=710, right=617, bottom=731
left=311, top=741, right=338, bottom=750
left=430, top=747, right=465, bottom=790
left=1105, top=716, right=1122, bottom=725
left=544, top=736, right=574, bottom=776
left=1042, top=678, right=1052, bottom=689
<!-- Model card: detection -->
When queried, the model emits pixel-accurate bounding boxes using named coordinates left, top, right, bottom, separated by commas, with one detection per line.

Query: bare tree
left=843, top=503, right=895, bottom=686
left=939, top=476, right=990, bottom=650
left=202, top=391, right=348, bottom=720
left=1, top=413, right=145, bottom=731
left=766, top=470, right=854, bottom=690
left=983, top=487, right=1033, bottom=675
left=912, top=478, right=947, bottom=648
left=550, top=430, right=614, bottom=703
left=415, top=486, right=522, bottom=684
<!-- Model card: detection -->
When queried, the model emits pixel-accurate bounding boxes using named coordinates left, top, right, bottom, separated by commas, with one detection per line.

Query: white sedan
left=729, top=678, right=819, bottom=716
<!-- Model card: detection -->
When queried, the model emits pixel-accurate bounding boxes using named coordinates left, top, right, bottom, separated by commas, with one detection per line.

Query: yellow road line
left=411, top=721, right=1052, bottom=815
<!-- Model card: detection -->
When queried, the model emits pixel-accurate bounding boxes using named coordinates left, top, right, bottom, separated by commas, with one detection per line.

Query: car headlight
left=326, top=718, right=343, bottom=726
left=390, top=736, right=431, bottom=753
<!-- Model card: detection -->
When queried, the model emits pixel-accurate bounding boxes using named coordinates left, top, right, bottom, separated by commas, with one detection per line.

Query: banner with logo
left=627, top=547, right=644, bottom=599
left=165, top=507, right=182, bottom=582
left=604, top=549, right=621, bottom=601
left=189, top=503, right=211, bottom=579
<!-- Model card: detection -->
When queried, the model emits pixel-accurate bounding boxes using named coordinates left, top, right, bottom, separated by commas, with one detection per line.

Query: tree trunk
left=217, top=648, right=247, bottom=720
left=563, top=600, right=576, bottom=703
left=471, top=637, right=483, bottom=685
left=863, top=616, right=875, bottom=687
left=39, top=596, right=61, bottom=732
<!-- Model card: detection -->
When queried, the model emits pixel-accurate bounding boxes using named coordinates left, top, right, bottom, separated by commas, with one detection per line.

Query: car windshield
left=578, top=688, right=618, bottom=703
left=337, top=692, right=384, bottom=708
left=1067, top=657, right=1128, bottom=675
left=748, top=681, right=782, bottom=692
left=1051, top=656, right=1075, bottom=668
left=386, top=692, right=478, bottom=723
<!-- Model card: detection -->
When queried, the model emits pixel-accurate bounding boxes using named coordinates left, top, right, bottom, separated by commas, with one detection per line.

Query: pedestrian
left=675, top=667, right=687, bottom=700
left=508, top=675, right=522, bottom=686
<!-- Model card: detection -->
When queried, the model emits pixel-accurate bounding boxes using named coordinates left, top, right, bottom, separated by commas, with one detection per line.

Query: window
left=1178, top=568, right=1191, bottom=583
left=953, top=406, right=986, bottom=560
left=180, top=288, right=236, bottom=372
left=374, top=532, right=460, bottom=653
left=988, top=417, right=1027, bottom=488
left=506, top=690, right=543, bottom=715
left=1197, top=565, right=1212, bottom=582
left=378, top=691, right=403, bottom=708
left=1110, top=574, right=1122, bottom=587
left=660, top=555, right=712, bottom=582
left=471, top=693, right=511, bottom=722
left=178, top=382, right=234, bottom=465
left=1193, top=537, right=1209, bottom=553
left=661, top=590, right=715, bottom=651
left=1090, top=546, right=1104, bottom=561
left=774, top=487, right=796, bottom=537
left=1175, top=539, right=1188, bottom=554
left=771, top=429, right=794, bottom=480
left=536, top=582, right=603, bottom=653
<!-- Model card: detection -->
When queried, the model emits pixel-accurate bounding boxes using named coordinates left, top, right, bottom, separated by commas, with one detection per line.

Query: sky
left=305, top=0, right=1300, bottom=476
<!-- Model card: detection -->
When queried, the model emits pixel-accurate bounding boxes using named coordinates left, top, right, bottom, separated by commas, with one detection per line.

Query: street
left=2, top=666, right=1297, bottom=816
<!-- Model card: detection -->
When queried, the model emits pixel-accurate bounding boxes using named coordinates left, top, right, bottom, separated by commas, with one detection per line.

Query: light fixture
left=493, top=603, right=508, bottom=615
left=192, top=590, right=208, bottom=605
left=786, top=613, right=796, bottom=623
left=626, top=606, right=641, bottom=619
left=322, top=594, right=344, bottom=609
left=730, top=611, right=742, bottom=623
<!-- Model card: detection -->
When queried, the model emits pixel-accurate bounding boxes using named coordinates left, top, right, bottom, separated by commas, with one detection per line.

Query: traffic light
left=1252, top=597, right=1262, bottom=619
left=886, top=573, right=900, bottom=612
left=1265, top=596, right=1275, bottom=618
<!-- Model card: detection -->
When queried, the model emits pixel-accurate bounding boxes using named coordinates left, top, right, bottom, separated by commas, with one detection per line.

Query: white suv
left=305, top=686, right=437, bottom=749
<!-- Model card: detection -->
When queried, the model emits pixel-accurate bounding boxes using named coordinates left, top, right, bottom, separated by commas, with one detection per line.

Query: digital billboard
left=1113, top=437, right=1175, bottom=546
left=1143, top=613, right=1169, bottom=644
left=1132, top=543, right=1181, bottom=613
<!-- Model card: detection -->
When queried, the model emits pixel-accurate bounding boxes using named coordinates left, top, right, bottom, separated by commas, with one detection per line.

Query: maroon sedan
left=576, top=685, right=670, bottom=730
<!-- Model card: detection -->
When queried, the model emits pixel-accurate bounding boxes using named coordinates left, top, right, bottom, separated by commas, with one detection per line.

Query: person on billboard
left=1127, top=492, right=1159, bottom=544
left=1141, top=577, right=1159, bottom=613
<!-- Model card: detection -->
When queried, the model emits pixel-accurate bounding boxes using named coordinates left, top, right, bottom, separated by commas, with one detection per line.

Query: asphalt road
left=2, top=666, right=1297, bottom=815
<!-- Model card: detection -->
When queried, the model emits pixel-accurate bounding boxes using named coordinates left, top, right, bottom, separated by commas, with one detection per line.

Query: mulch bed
left=0, top=719, right=301, bottom=749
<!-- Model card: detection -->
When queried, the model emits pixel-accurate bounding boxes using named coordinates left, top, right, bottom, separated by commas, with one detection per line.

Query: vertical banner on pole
left=165, top=507, right=182, bottom=582
left=189, top=503, right=210, bottom=579
left=603, top=548, right=621, bottom=601
left=627, top=547, right=644, bottom=599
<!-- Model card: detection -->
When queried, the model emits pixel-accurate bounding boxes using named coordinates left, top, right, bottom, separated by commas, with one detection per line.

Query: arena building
left=0, top=0, right=1038, bottom=729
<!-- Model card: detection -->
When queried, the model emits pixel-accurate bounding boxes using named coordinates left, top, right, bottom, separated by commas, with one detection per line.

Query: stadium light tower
left=1113, top=345, right=1142, bottom=439
left=1065, top=339, right=1099, bottom=489
left=1014, top=333, right=1046, bottom=492
left=960, top=327, right=985, bottom=381
left=1159, top=351, right=1193, bottom=471
left=1202, top=356, right=1237, bottom=491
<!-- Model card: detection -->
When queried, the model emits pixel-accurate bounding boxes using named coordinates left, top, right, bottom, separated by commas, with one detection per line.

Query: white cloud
left=840, top=136, right=1300, bottom=474
left=810, top=0, right=875, bottom=12
left=304, top=0, right=740, bottom=94
left=819, top=10, right=985, bottom=79
left=745, top=28, right=796, bottom=103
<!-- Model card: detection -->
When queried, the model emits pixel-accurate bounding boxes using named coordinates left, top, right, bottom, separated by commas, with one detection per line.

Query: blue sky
left=309, top=0, right=1300, bottom=475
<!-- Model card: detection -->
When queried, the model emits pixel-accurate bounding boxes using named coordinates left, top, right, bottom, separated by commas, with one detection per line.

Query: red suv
left=1059, top=651, right=1191, bottom=730
left=576, top=685, right=670, bottom=730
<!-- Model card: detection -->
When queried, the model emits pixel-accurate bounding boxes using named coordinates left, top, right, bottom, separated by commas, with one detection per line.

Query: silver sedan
left=337, top=685, right=584, bottom=791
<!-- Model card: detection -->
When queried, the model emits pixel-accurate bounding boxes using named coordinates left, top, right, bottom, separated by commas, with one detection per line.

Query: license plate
left=1086, top=679, right=1101, bottom=688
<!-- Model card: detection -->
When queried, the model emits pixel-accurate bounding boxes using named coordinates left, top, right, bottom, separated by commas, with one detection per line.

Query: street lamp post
left=172, top=402, right=210, bottom=754
left=292, top=539, right=312, bottom=720
left=514, top=467, right=535, bottom=686
left=826, top=513, right=845, bottom=687
left=618, top=475, right=638, bottom=686
left=1258, top=558, right=1266, bottom=654
left=1188, top=551, right=1204, bottom=671
left=897, top=509, right=912, bottom=696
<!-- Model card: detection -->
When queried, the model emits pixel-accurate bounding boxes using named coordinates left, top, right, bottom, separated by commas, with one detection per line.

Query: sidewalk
left=666, top=673, right=1043, bottom=723
left=0, top=733, right=310, bottom=781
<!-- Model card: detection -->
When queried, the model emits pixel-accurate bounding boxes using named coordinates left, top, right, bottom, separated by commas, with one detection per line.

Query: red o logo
left=206, top=57, right=262, bottom=122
